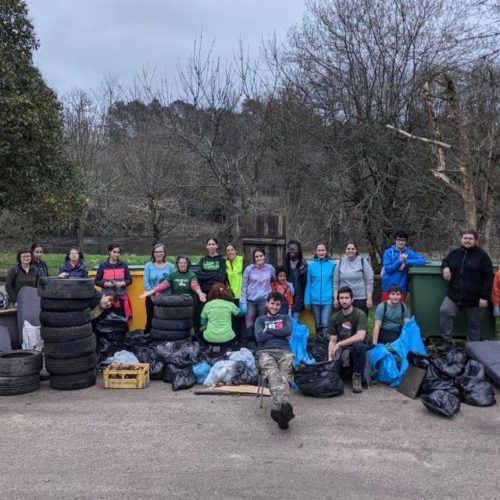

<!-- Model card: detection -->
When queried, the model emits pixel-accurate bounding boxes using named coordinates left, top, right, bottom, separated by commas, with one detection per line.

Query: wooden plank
left=194, top=385, right=271, bottom=396
left=242, top=238, right=286, bottom=245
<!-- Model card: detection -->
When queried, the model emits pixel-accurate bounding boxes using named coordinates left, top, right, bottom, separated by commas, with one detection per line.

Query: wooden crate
left=103, top=363, right=150, bottom=389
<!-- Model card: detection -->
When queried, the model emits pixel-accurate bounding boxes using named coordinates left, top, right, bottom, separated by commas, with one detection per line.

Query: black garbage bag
left=311, top=329, right=329, bottom=362
left=457, top=377, right=496, bottom=407
left=164, top=340, right=206, bottom=368
left=230, top=361, right=258, bottom=385
left=408, top=352, right=429, bottom=370
left=421, top=390, right=461, bottom=418
left=172, top=366, right=195, bottom=391
left=124, top=330, right=151, bottom=349
left=155, top=342, right=175, bottom=361
left=94, top=311, right=128, bottom=335
left=419, top=364, right=459, bottom=397
left=150, top=359, right=166, bottom=380
left=429, top=347, right=466, bottom=378
left=133, top=346, right=156, bottom=364
left=163, top=363, right=184, bottom=383
left=294, top=361, right=344, bottom=398
left=461, top=359, right=485, bottom=380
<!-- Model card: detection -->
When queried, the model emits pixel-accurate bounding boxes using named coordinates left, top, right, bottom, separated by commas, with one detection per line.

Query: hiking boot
left=352, top=373, right=363, bottom=393
left=280, top=402, right=295, bottom=422
left=271, top=409, right=289, bottom=429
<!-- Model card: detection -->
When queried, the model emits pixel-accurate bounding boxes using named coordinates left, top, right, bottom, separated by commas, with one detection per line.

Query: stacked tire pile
left=0, top=350, right=43, bottom=395
left=151, top=294, right=194, bottom=342
left=38, top=278, right=97, bottom=390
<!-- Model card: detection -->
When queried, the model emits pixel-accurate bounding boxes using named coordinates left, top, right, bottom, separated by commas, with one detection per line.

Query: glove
left=494, top=306, right=500, bottom=318
left=239, top=303, right=247, bottom=316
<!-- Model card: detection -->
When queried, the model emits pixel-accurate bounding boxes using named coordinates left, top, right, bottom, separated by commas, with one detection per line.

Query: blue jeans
left=312, top=304, right=333, bottom=331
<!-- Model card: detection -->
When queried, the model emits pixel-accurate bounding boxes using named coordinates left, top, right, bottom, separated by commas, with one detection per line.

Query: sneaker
left=352, top=373, right=363, bottom=393
left=280, top=402, right=295, bottom=422
left=270, top=409, right=289, bottom=429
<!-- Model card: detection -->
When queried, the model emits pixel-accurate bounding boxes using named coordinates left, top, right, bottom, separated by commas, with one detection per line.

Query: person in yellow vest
left=225, top=243, right=244, bottom=344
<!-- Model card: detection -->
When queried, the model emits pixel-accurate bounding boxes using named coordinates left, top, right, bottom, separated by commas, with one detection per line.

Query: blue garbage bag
left=193, top=362, right=211, bottom=385
left=368, top=317, right=426, bottom=387
left=289, top=318, right=315, bottom=367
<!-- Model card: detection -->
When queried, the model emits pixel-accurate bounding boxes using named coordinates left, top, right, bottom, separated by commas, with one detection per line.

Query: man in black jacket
left=439, top=229, right=494, bottom=347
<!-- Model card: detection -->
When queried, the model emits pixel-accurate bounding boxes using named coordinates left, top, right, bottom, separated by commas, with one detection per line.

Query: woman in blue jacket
left=304, top=243, right=335, bottom=332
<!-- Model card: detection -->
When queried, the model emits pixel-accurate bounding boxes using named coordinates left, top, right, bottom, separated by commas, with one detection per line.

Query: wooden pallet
left=103, top=363, right=150, bottom=389
left=194, top=385, right=271, bottom=396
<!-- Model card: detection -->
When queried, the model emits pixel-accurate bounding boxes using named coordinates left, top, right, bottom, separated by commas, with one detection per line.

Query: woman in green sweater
left=199, top=282, right=240, bottom=349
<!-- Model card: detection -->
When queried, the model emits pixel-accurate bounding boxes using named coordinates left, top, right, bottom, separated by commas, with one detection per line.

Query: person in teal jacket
left=304, top=243, right=336, bottom=332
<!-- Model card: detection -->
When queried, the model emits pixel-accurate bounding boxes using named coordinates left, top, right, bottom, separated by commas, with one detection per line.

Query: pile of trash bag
left=294, top=361, right=344, bottom=398
left=310, top=329, right=330, bottom=362
left=203, top=348, right=258, bottom=387
left=97, top=330, right=151, bottom=364
left=419, top=346, right=496, bottom=418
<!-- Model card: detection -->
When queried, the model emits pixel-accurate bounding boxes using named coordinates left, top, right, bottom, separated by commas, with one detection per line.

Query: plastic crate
left=103, top=363, right=150, bottom=389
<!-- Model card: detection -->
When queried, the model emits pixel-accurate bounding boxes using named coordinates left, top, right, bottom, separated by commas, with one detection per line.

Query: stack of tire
left=151, top=294, right=194, bottom=341
left=38, top=278, right=97, bottom=390
left=0, top=350, right=43, bottom=395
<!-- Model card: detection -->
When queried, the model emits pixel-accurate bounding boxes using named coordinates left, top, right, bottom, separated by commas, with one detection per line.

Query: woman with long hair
left=333, top=240, right=374, bottom=314
left=59, top=246, right=88, bottom=278
left=6, top=248, right=39, bottom=305
left=225, top=243, right=244, bottom=341
left=199, top=282, right=240, bottom=349
left=141, top=243, right=174, bottom=334
left=240, top=248, right=276, bottom=339
left=304, top=242, right=335, bottom=331
left=95, top=243, right=133, bottom=324
left=31, top=243, right=49, bottom=277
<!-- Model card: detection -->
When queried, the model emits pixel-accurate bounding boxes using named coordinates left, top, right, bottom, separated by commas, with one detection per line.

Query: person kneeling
left=372, top=284, right=410, bottom=345
left=328, top=286, right=368, bottom=394
left=255, top=292, right=295, bottom=430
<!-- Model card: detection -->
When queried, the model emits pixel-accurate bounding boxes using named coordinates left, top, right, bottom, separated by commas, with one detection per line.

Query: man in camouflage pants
left=255, top=292, right=295, bottom=429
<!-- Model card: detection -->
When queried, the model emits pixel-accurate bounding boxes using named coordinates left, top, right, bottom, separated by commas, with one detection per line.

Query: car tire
left=40, top=298, right=90, bottom=312
left=151, top=318, right=193, bottom=331
left=41, top=323, right=93, bottom=343
left=40, top=309, right=91, bottom=328
left=0, top=374, right=41, bottom=396
left=38, top=277, right=95, bottom=299
left=49, top=369, right=96, bottom=390
left=154, top=305, right=194, bottom=320
left=45, top=352, right=97, bottom=375
left=44, top=335, right=96, bottom=359
left=152, top=294, right=193, bottom=307
left=150, top=328, right=191, bottom=341
left=0, top=350, right=43, bottom=377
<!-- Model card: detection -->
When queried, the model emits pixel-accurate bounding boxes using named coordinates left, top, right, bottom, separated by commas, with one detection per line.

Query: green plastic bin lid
left=409, top=262, right=442, bottom=275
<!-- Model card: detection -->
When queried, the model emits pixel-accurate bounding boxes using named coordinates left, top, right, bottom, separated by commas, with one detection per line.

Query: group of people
left=3, top=229, right=498, bottom=430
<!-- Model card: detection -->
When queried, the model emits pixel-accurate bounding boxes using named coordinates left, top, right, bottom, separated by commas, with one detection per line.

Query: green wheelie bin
left=409, top=262, right=496, bottom=340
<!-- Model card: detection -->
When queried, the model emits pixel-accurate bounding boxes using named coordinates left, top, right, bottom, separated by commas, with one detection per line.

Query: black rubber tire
left=44, top=335, right=96, bottom=359
left=46, top=352, right=97, bottom=375
left=41, top=323, right=93, bottom=343
left=38, top=277, right=95, bottom=300
left=0, top=374, right=40, bottom=396
left=0, top=350, right=43, bottom=377
left=40, top=309, right=91, bottom=328
left=40, top=298, right=90, bottom=312
left=151, top=328, right=191, bottom=341
left=154, top=305, right=194, bottom=320
left=152, top=318, right=193, bottom=331
left=152, top=294, right=193, bottom=307
left=49, top=369, right=96, bottom=391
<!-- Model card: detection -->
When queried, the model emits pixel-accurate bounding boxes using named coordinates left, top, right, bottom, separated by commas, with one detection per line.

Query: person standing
left=95, top=243, right=133, bottom=323
left=58, top=246, right=88, bottom=278
left=381, top=230, right=426, bottom=302
left=240, top=248, right=276, bottom=339
left=439, top=229, right=494, bottom=348
left=142, top=244, right=174, bottom=334
left=31, top=243, right=49, bottom=277
left=6, top=248, right=39, bottom=305
left=285, top=240, right=308, bottom=319
left=372, top=285, right=410, bottom=345
left=304, top=243, right=335, bottom=331
left=334, top=241, right=374, bottom=314
left=225, top=243, right=244, bottom=342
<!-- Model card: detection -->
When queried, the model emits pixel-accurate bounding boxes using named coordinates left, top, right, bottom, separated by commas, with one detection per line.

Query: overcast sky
left=25, top=0, right=307, bottom=98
